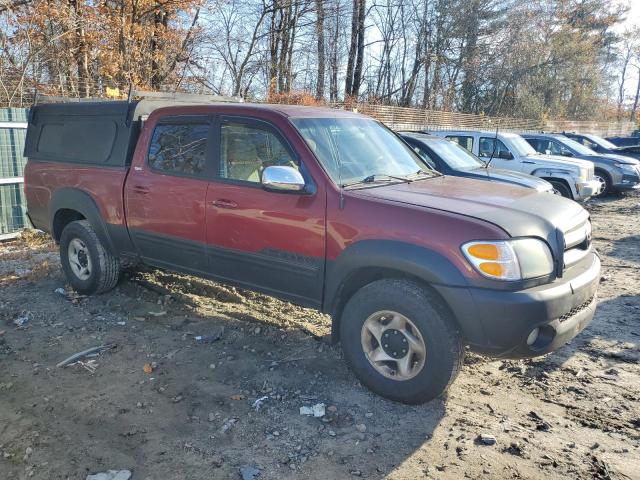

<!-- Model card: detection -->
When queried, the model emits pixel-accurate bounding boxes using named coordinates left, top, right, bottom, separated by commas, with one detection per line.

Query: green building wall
left=0, top=108, right=29, bottom=236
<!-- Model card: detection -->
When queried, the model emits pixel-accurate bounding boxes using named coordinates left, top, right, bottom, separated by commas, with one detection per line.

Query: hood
left=351, top=176, right=588, bottom=244
left=522, top=153, right=593, bottom=170
left=615, top=144, right=640, bottom=153
left=468, top=167, right=552, bottom=191
left=610, top=148, right=640, bottom=161
left=594, top=153, right=640, bottom=165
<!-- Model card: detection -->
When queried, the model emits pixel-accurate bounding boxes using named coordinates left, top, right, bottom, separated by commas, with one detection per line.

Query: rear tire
left=549, top=180, right=572, bottom=199
left=59, top=220, right=120, bottom=295
left=340, top=279, right=464, bottom=404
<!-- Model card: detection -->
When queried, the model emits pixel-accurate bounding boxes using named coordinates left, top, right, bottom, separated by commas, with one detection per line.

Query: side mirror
left=498, top=151, right=514, bottom=160
left=261, top=165, right=306, bottom=192
left=562, top=150, right=574, bottom=157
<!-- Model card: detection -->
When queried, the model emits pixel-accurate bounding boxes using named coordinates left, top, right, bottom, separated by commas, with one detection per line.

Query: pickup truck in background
left=430, top=130, right=600, bottom=200
left=24, top=97, right=600, bottom=404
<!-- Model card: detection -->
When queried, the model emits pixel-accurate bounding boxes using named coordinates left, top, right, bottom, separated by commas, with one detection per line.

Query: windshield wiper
left=342, top=173, right=414, bottom=188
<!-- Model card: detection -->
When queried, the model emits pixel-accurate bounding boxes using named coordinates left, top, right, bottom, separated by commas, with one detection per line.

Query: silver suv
left=522, top=133, right=640, bottom=197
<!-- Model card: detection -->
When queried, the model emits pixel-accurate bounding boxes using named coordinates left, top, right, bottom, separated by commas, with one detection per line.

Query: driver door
left=204, top=115, right=326, bottom=307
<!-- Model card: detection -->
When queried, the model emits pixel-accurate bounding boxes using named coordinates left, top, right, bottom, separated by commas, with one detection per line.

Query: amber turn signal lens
left=467, top=243, right=499, bottom=260
left=479, top=262, right=503, bottom=276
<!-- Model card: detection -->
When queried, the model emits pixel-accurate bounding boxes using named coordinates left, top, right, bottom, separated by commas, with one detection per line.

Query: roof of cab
left=148, top=102, right=368, bottom=120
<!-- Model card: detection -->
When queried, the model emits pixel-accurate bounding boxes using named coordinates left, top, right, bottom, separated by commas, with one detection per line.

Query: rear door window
left=445, top=135, right=474, bottom=152
left=479, top=137, right=510, bottom=158
left=147, top=121, right=210, bottom=177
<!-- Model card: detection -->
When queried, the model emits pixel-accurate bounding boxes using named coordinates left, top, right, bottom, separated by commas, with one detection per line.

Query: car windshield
left=505, top=134, right=537, bottom=156
left=587, top=134, right=618, bottom=149
left=424, top=138, right=485, bottom=169
left=291, top=117, right=435, bottom=186
left=556, top=136, right=595, bottom=155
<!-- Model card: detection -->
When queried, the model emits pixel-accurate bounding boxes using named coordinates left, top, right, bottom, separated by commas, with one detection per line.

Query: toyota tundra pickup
left=24, top=96, right=600, bottom=404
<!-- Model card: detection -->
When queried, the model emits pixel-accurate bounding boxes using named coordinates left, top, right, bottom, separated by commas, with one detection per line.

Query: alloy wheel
left=360, top=310, right=427, bottom=381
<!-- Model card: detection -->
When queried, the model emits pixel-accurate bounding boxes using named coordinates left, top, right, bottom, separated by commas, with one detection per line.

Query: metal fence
left=329, top=103, right=637, bottom=136
left=0, top=108, right=29, bottom=239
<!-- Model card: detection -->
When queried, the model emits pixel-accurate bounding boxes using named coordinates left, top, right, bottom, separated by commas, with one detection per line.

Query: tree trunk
left=351, top=0, right=365, bottom=98
left=630, top=65, right=640, bottom=123
left=344, top=0, right=359, bottom=97
left=617, top=46, right=631, bottom=120
left=70, top=0, right=90, bottom=97
left=315, top=0, right=325, bottom=100
left=460, top=0, right=480, bottom=113
left=329, top=0, right=340, bottom=101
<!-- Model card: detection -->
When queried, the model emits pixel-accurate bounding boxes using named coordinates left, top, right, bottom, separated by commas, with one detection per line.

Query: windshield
left=426, top=139, right=485, bottom=168
left=557, top=136, right=595, bottom=155
left=506, top=135, right=537, bottom=156
left=291, top=117, right=435, bottom=185
left=587, top=134, right=618, bottom=149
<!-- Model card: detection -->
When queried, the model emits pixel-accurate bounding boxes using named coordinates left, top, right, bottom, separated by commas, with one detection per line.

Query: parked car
left=605, top=135, right=640, bottom=148
left=522, top=133, right=640, bottom=196
left=398, top=132, right=555, bottom=193
left=429, top=130, right=599, bottom=200
left=24, top=97, right=600, bottom=404
left=563, top=132, right=640, bottom=161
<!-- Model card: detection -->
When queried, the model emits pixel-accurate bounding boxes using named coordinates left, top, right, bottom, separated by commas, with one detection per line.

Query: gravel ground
left=0, top=193, right=638, bottom=480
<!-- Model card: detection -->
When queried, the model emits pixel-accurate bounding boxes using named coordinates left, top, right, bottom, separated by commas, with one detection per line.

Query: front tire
left=59, top=220, right=120, bottom=295
left=340, top=279, right=463, bottom=404
left=593, top=169, right=611, bottom=197
left=549, top=180, right=572, bottom=199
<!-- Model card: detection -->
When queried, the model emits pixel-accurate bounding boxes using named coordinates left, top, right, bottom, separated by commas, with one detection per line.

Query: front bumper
left=575, top=180, right=601, bottom=199
left=612, top=171, right=640, bottom=191
left=434, top=252, right=600, bottom=358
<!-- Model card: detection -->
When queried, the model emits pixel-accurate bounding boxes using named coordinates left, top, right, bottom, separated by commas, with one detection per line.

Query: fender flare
left=323, top=240, right=468, bottom=333
left=531, top=169, right=577, bottom=195
left=531, top=168, right=576, bottom=180
left=49, top=188, right=115, bottom=253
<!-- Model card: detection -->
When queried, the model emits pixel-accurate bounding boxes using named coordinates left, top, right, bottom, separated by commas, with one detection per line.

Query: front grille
left=559, top=295, right=595, bottom=322
left=563, top=218, right=592, bottom=269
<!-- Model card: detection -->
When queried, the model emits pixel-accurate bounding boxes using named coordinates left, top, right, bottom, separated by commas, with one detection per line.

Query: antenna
left=485, top=124, right=499, bottom=168
left=337, top=119, right=345, bottom=209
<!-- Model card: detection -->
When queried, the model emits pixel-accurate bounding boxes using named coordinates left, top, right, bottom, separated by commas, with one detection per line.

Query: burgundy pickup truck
left=24, top=96, right=600, bottom=404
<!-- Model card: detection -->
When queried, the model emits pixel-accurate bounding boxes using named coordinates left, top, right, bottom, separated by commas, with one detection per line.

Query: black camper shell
left=24, top=93, right=240, bottom=167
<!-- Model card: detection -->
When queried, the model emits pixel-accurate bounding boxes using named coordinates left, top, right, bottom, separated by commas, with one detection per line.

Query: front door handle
left=522, top=160, right=535, bottom=164
left=212, top=199, right=238, bottom=209
left=132, top=185, right=150, bottom=194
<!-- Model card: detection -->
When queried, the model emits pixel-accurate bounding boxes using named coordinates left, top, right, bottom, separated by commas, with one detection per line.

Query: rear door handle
left=522, top=161, right=535, bottom=164
left=212, top=199, right=238, bottom=209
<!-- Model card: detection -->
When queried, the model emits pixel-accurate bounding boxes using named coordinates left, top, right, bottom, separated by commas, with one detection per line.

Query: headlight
left=578, top=168, right=589, bottom=181
left=461, top=239, right=554, bottom=281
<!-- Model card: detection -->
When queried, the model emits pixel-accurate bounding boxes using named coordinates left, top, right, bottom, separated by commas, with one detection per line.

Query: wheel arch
left=323, top=240, right=468, bottom=342
left=50, top=188, right=115, bottom=254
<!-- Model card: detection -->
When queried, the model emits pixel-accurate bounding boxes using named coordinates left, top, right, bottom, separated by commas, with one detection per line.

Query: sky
left=616, top=0, right=640, bottom=104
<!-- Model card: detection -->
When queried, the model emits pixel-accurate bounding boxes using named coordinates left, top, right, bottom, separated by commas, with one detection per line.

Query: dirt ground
left=1, top=193, right=639, bottom=480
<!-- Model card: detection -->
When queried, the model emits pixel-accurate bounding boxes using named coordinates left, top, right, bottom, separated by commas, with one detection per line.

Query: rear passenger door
left=445, top=135, right=474, bottom=153
left=205, top=115, right=326, bottom=307
left=125, top=115, right=213, bottom=273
